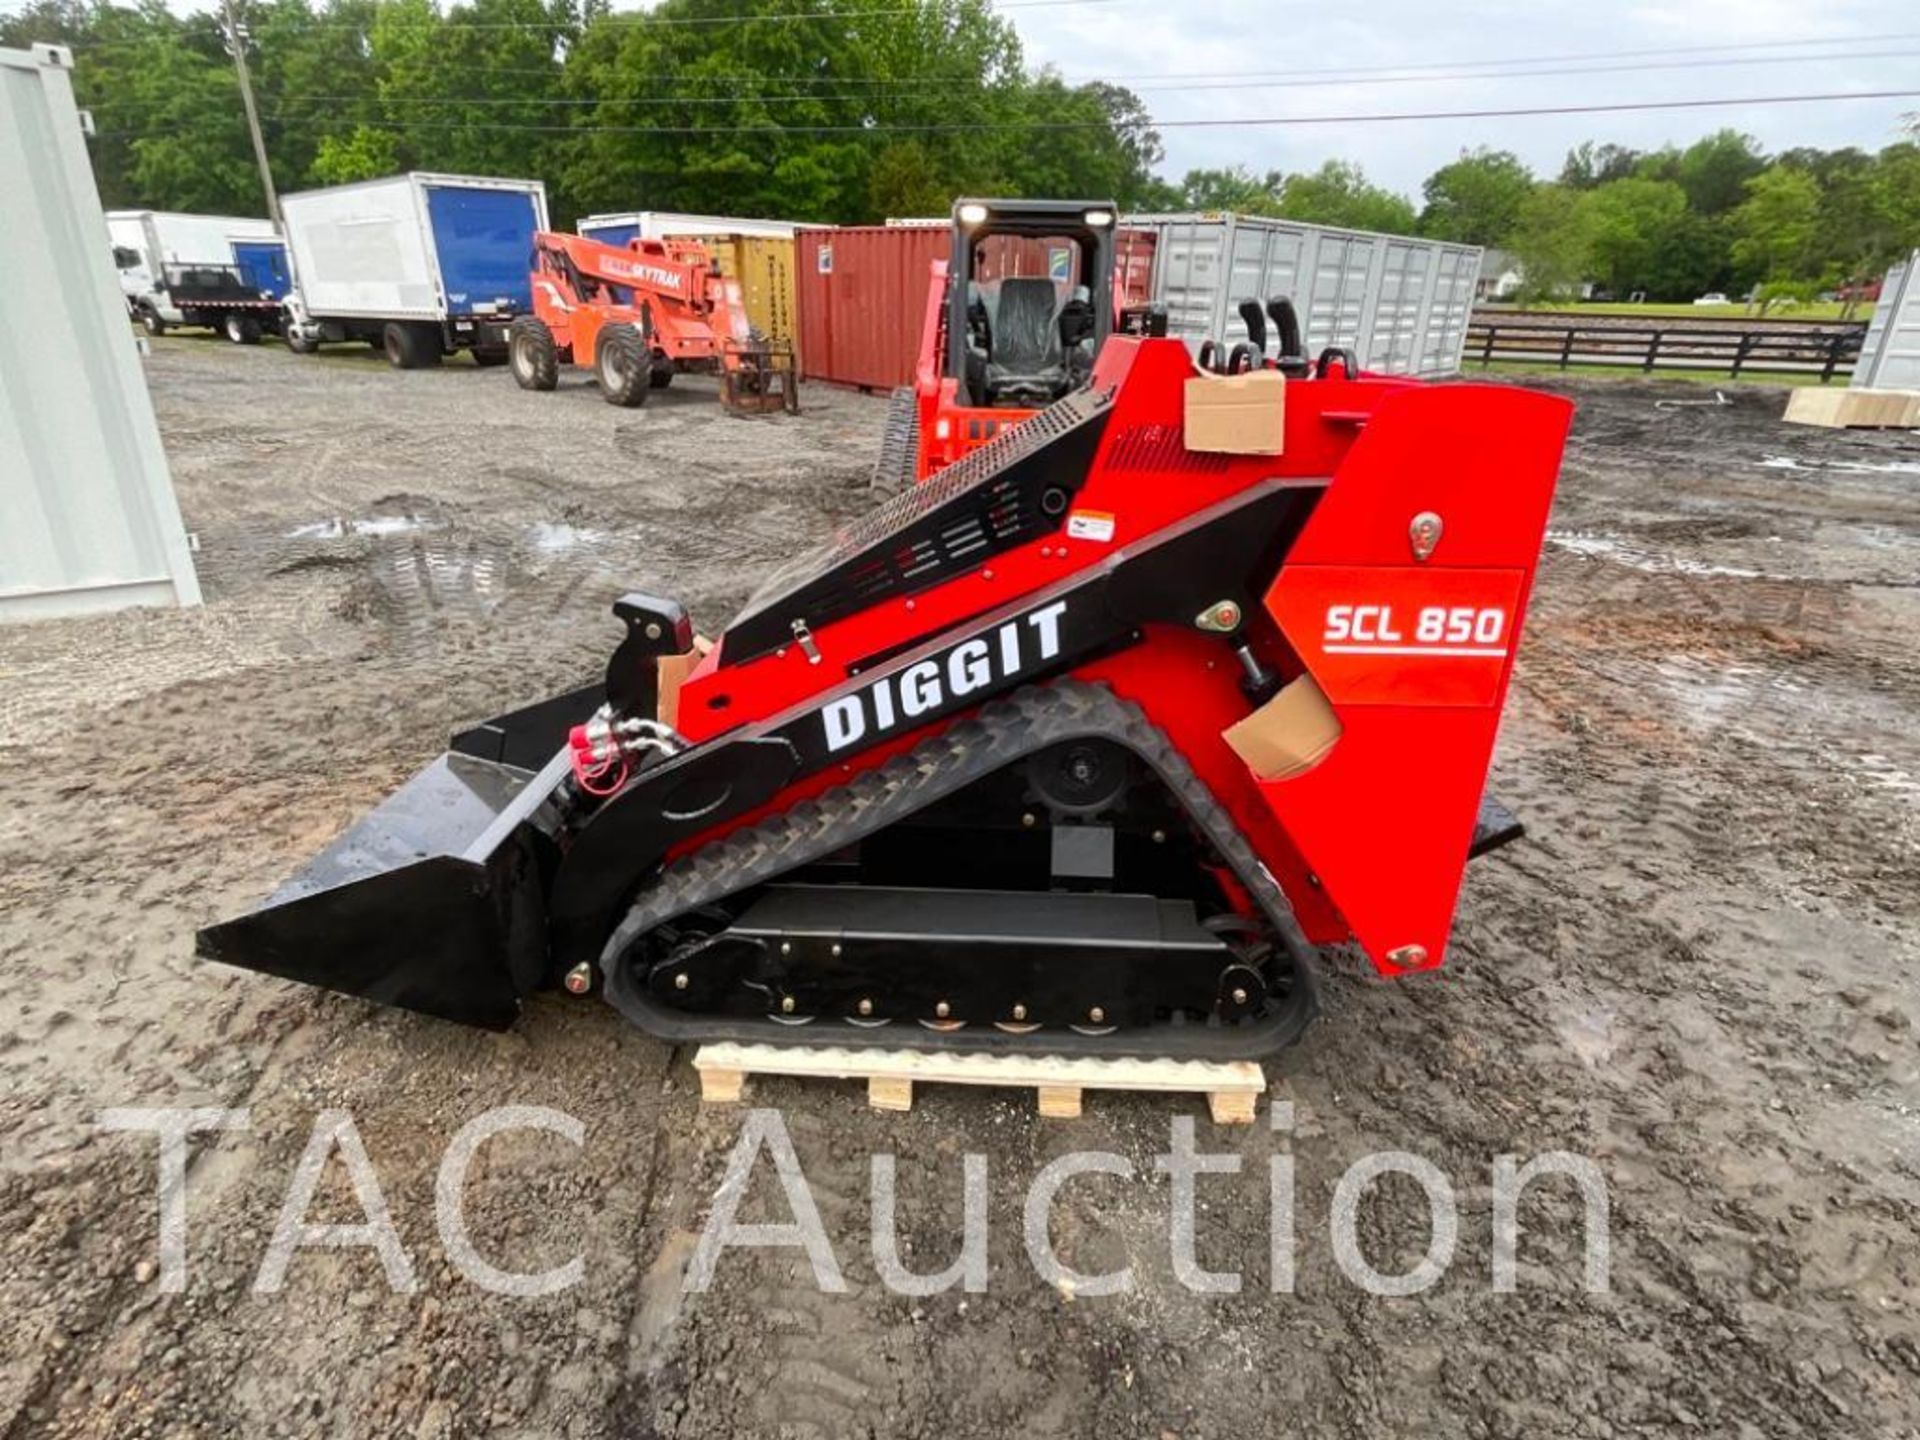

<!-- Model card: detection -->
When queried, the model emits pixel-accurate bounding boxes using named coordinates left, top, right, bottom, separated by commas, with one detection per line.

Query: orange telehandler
left=507, top=230, right=797, bottom=413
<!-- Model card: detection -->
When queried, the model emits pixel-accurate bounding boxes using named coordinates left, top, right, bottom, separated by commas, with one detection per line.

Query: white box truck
left=106, top=209, right=286, bottom=344
left=279, top=172, right=549, bottom=368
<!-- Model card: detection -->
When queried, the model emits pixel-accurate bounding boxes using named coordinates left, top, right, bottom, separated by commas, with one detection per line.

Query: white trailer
left=3, top=44, right=200, bottom=622
left=1851, top=252, right=1920, bottom=392
left=280, top=171, right=549, bottom=368
left=106, top=208, right=284, bottom=343
left=576, top=211, right=798, bottom=246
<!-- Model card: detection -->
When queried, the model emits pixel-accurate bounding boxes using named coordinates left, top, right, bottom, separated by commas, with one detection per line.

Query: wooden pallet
left=1783, top=386, right=1920, bottom=429
left=691, top=1042, right=1267, bottom=1124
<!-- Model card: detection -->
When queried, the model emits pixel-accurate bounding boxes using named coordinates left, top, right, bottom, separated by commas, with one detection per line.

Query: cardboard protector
left=1223, top=673, right=1342, bottom=781
left=1185, top=369, right=1287, bottom=455
left=656, top=634, right=715, bottom=730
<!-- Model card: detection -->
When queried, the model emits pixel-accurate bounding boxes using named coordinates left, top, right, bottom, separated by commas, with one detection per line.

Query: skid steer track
left=600, top=680, right=1320, bottom=1060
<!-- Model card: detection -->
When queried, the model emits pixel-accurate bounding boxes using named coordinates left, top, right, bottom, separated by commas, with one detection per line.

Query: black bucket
left=196, top=687, right=597, bottom=1029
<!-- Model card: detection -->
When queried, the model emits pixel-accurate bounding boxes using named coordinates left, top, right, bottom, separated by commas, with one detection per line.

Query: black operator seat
left=984, top=275, right=1068, bottom=406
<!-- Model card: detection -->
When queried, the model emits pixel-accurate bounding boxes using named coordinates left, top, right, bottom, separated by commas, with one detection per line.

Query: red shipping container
left=796, top=223, right=1161, bottom=392
left=796, top=226, right=948, bottom=391
left=1115, top=227, right=1157, bottom=311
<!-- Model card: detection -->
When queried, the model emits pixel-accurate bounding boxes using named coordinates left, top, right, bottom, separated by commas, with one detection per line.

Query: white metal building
left=0, top=44, right=201, bottom=622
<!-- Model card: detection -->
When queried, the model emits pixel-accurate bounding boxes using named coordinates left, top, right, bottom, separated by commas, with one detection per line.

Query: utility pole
left=222, top=0, right=280, bottom=227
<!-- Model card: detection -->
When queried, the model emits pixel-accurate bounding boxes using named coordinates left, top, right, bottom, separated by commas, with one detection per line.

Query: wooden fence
left=1465, top=316, right=1866, bottom=382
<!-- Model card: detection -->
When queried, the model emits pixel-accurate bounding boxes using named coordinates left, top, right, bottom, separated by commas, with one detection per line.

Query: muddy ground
left=2, top=338, right=1916, bottom=1439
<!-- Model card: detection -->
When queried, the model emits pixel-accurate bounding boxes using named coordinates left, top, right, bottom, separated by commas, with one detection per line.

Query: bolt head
left=1230, top=987, right=1249, bottom=1005
left=780, top=941, right=792, bottom=956
left=1011, top=1003, right=1028, bottom=1022
left=830, top=942, right=842, bottom=958
left=673, top=971, right=689, bottom=991
left=1021, top=812, right=1037, bottom=828
left=780, top=996, right=796, bottom=1014
left=935, top=1001, right=951, bottom=1019
left=645, top=621, right=662, bottom=640
left=857, top=998, right=873, bottom=1017
left=1088, top=1006, right=1106, bottom=1025
left=1151, top=828, right=1167, bottom=844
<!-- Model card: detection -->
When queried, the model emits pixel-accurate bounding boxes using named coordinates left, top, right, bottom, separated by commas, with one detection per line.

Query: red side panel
left=1256, top=383, right=1572, bottom=975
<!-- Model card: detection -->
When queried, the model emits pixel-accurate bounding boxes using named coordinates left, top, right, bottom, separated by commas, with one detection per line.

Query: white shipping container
left=1, top=44, right=200, bottom=623
left=1123, top=212, right=1482, bottom=377
left=1851, top=253, right=1919, bottom=392
left=282, top=171, right=549, bottom=323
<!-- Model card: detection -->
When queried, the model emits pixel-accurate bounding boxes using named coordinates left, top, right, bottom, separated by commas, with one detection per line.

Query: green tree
left=1174, top=165, right=1285, bottom=214
left=1419, top=148, right=1534, bottom=246
left=1577, top=177, right=1687, bottom=296
left=1641, top=211, right=1728, bottom=302
left=310, top=126, right=402, bottom=184
left=1276, top=160, right=1416, bottom=233
left=1729, top=167, right=1821, bottom=308
left=1673, top=129, right=1766, bottom=215
left=1875, top=143, right=1920, bottom=254
left=1559, top=141, right=1641, bottom=190
left=1506, top=184, right=1593, bottom=302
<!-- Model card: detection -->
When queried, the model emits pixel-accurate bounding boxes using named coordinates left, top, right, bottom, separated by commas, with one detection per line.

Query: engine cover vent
left=724, top=387, right=1113, bottom=665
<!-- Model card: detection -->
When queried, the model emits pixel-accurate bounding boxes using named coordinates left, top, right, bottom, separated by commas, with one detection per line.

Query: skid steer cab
left=885, top=198, right=1119, bottom=487
left=508, top=230, right=797, bottom=414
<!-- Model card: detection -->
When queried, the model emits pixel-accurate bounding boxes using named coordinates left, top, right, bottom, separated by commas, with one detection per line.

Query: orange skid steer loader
left=508, top=231, right=798, bottom=414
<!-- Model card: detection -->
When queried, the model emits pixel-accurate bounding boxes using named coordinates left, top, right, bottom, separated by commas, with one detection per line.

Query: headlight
left=957, top=202, right=989, bottom=227
left=1084, top=210, right=1114, bottom=228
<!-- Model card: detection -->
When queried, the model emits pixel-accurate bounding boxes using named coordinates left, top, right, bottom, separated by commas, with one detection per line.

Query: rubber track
left=869, top=385, right=919, bottom=496
left=600, top=680, right=1320, bottom=1060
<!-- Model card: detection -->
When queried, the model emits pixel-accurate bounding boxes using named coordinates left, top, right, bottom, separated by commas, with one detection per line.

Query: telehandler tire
left=508, top=316, right=559, bottom=391
left=595, top=325, right=652, bottom=408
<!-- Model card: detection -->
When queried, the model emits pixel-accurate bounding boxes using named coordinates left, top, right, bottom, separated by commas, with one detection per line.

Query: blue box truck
left=279, top=172, right=550, bottom=368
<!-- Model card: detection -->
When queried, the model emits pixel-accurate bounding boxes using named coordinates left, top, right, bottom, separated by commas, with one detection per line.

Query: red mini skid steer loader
left=199, top=335, right=1570, bottom=1059
left=509, top=230, right=798, bottom=414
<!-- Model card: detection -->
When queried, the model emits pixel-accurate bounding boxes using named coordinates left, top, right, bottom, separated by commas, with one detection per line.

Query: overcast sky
left=1007, top=0, right=1919, bottom=192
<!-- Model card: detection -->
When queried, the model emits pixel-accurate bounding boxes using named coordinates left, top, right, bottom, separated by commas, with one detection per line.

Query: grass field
left=1483, top=300, right=1858, bottom=321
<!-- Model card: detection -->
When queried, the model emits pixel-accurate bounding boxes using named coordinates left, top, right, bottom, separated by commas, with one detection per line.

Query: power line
left=75, top=42, right=1920, bottom=115
left=65, top=20, right=1920, bottom=61
left=237, top=49, right=1920, bottom=110
left=286, top=0, right=1114, bottom=31
left=206, top=87, right=1920, bottom=136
